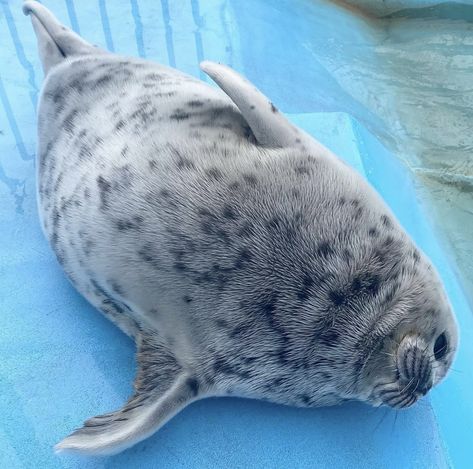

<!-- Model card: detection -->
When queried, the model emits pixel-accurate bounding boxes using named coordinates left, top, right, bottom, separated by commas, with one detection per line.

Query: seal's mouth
left=372, top=378, right=428, bottom=409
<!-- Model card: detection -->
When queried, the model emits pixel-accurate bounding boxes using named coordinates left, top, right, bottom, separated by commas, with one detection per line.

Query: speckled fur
left=24, top=0, right=458, bottom=456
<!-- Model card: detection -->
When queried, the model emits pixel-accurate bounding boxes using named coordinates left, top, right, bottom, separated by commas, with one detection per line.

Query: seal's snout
left=375, top=335, right=434, bottom=409
left=372, top=334, right=436, bottom=409
left=396, top=335, right=434, bottom=394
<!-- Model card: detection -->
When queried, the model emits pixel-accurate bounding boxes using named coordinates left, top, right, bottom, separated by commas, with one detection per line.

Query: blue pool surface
left=1, top=0, right=473, bottom=468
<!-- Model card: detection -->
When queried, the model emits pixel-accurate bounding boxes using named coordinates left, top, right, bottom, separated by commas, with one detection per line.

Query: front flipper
left=200, top=61, right=298, bottom=148
left=55, top=334, right=202, bottom=455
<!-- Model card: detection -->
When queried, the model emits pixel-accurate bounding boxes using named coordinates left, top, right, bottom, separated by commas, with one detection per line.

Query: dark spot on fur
left=95, top=74, right=113, bottom=87
left=215, top=319, right=227, bottom=329
left=229, top=181, right=241, bottom=190
left=138, top=243, right=159, bottom=267
left=110, top=281, right=124, bottom=295
left=329, top=290, right=346, bottom=306
left=205, top=167, right=223, bottom=180
left=188, top=100, right=204, bottom=107
left=176, top=156, right=195, bottom=170
left=174, top=262, right=187, bottom=271
left=298, top=275, right=314, bottom=302
left=149, top=159, right=157, bottom=170
left=250, top=105, right=255, bottom=110
left=275, top=347, right=290, bottom=366
left=115, top=120, right=126, bottom=132
left=339, top=197, right=346, bottom=206
left=121, top=145, right=129, bottom=158
left=234, top=248, right=252, bottom=269
left=78, top=143, right=92, bottom=160
left=270, top=102, right=278, bottom=113
left=413, top=250, right=420, bottom=262
left=222, top=204, right=238, bottom=220
left=213, top=357, right=236, bottom=375
left=199, top=220, right=231, bottom=246
left=146, top=72, right=164, bottom=80
left=320, top=330, right=340, bottom=347
left=317, top=242, right=334, bottom=259
left=63, top=109, right=79, bottom=133
left=295, top=165, right=310, bottom=176
left=265, top=216, right=281, bottom=231
left=56, top=252, right=66, bottom=266
left=96, top=175, right=111, bottom=210
left=170, top=109, right=190, bottom=121
left=295, top=138, right=301, bottom=143
left=183, top=295, right=193, bottom=303
left=351, top=272, right=380, bottom=296
left=242, top=173, right=258, bottom=186
left=186, top=378, right=199, bottom=397
left=115, top=216, right=144, bottom=231
left=381, top=215, right=392, bottom=228
left=368, top=227, right=378, bottom=237
left=383, top=236, right=395, bottom=247
left=299, top=394, right=311, bottom=405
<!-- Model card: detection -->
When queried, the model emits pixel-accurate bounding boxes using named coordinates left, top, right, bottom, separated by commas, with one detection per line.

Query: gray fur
left=24, top=0, right=458, bottom=456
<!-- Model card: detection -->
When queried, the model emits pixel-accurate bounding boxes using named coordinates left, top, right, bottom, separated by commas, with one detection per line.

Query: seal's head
left=355, top=257, right=458, bottom=409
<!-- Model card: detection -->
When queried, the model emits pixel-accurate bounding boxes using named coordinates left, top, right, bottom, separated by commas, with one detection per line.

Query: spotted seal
left=23, top=0, right=458, bottom=456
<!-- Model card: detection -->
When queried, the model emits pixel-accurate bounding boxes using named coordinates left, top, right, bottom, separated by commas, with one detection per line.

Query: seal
left=23, top=1, right=458, bottom=456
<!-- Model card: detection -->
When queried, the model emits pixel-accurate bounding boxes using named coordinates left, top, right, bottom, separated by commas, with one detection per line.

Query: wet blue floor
left=1, top=0, right=472, bottom=468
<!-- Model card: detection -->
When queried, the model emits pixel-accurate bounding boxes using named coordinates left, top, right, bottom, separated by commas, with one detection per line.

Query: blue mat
left=1, top=0, right=472, bottom=467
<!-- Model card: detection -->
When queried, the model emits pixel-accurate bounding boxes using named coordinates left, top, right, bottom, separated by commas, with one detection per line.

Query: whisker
left=400, top=377, right=415, bottom=394
left=391, top=409, right=399, bottom=434
left=373, top=408, right=390, bottom=433
left=402, top=395, right=416, bottom=408
left=378, top=389, right=400, bottom=399
left=387, top=394, right=409, bottom=408
left=422, top=342, right=430, bottom=355
left=373, top=381, right=397, bottom=392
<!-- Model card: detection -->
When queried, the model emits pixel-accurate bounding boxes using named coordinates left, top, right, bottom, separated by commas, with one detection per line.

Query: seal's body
left=24, top=1, right=458, bottom=456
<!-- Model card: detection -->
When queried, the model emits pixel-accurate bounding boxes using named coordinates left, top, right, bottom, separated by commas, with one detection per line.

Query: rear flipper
left=23, top=1, right=107, bottom=74
left=55, top=334, right=203, bottom=455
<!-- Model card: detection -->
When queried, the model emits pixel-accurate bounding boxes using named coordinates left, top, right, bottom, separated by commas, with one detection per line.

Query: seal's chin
left=371, top=379, right=427, bottom=409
